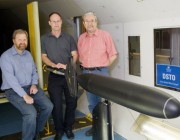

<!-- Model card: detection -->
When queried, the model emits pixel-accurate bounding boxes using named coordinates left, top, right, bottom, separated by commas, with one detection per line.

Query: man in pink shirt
left=78, top=11, right=118, bottom=136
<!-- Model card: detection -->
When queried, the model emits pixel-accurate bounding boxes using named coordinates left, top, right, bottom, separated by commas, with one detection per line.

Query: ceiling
left=0, top=0, right=180, bottom=27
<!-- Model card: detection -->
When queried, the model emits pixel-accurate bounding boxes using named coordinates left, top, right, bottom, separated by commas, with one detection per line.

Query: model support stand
left=92, top=100, right=114, bottom=140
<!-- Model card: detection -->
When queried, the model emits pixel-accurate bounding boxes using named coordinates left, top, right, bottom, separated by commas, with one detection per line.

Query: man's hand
left=55, top=63, right=67, bottom=69
left=30, top=85, right=38, bottom=95
left=23, top=94, right=34, bottom=104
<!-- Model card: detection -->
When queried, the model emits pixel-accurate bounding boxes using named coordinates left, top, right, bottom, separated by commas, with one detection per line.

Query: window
left=154, top=28, right=180, bottom=91
left=128, top=36, right=141, bottom=76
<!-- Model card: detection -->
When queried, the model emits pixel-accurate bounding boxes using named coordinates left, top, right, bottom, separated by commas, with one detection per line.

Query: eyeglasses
left=50, top=20, right=61, bottom=24
left=84, top=20, right=96, bottom=24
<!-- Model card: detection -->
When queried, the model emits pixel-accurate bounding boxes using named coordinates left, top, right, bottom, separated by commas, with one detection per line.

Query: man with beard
left=0, top=29, right=53, bottom=140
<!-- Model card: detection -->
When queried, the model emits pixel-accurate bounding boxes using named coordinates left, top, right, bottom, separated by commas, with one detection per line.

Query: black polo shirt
left=41, top=32, right=77, bottom=64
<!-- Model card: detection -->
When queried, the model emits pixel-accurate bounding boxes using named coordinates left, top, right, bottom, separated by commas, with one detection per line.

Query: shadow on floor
left=0, top=103, right=126, bottom=140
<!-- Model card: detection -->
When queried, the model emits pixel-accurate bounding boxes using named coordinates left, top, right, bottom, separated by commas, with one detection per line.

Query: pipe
left=132, top=114, right=180, bottom=140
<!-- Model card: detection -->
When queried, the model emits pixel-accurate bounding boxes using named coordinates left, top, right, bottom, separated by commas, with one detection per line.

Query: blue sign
left=156, top=64, right=180, bottom=89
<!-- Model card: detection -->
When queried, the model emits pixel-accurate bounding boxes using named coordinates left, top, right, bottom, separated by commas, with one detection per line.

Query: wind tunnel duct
left=73, top=16, right=84, bottom=42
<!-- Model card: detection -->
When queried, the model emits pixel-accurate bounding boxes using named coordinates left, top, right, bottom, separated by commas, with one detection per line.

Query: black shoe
left=54, top=131, right=64, bottom=140
left=85, top=128, right=94, bottom=136
left=65, top=129, right=74, bottom=139
left=33, top=132, right=41, bottom=140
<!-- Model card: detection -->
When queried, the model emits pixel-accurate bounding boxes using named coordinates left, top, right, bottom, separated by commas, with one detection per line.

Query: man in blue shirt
left=0, top=29, right=53, bottom=140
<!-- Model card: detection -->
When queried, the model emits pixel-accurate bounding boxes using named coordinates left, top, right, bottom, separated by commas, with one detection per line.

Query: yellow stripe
left=42, top=64, right=47, bottom=72
left=27, top=3, right=36, bottom=61
left=53, top=70, right=57, bottom=74
left=86, top=112, right=92, bottom=122
left=79, top=121, right=87, bottom=124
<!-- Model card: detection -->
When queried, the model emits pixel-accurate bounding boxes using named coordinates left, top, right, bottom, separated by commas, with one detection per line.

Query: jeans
left=5, top=86, right=53, bottom=140
left=48, top=73, right=77, bottom=132
left=83, top=67, right=109, bottom=113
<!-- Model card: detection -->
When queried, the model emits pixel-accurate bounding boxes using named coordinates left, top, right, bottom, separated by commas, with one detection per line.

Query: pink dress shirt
left=78, top=29, right=117, bottom=68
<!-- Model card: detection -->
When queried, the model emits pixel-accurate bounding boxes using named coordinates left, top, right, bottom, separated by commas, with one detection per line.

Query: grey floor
left=43, top=127, right=126, bottom=140
left=0, top=102, right=126, bottom=140
left=42, top=110, right=126, bottom=140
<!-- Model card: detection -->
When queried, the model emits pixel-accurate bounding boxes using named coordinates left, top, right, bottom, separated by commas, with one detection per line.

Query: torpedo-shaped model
left=77, top=73, right=180, bottom=119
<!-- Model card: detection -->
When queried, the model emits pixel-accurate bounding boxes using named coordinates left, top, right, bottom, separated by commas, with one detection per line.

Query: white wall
left=98, top=18, right=180, bottom=140
left=100, top=23, right=124, bottom=79
left=100, top=23, right=146, bottom=140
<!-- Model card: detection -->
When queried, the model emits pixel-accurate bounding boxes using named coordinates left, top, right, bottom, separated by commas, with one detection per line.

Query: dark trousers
left=48, top=73, right=77, bottom=132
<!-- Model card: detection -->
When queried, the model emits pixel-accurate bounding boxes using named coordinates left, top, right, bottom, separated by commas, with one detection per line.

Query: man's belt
left=80, top=66, right=106, bottom=71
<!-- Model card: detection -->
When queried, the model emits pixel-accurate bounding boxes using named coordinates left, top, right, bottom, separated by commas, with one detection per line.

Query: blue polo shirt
left=0, top=46, right=38, bottom=97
